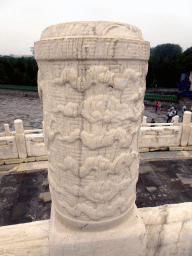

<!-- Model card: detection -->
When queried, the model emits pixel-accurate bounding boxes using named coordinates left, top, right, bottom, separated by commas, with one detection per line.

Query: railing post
left=180, top=111, right=191, bottom=147
left=173, top=115, right=179, bottom=126
left=14, top=119, right=27, bottom=158
left=4, top=124, right=11, bottom=136
left=142, top=116, right=147, bottom=127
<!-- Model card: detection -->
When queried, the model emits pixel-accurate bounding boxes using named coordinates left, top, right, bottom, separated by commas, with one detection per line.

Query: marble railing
left=0, top=111, right=192, bottom=162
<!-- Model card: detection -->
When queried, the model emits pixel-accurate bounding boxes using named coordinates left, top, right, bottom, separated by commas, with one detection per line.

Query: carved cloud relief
left=40, top=65, right=145, bottom=221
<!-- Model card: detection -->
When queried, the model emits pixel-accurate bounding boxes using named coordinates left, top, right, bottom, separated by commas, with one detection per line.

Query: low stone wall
left=0, top=112, right=192, bottom=163
left=0, top=120, right=46, bottom=164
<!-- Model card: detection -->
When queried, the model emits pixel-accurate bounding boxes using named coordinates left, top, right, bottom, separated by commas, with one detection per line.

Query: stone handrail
left=0, top=111, right=192, bottom=163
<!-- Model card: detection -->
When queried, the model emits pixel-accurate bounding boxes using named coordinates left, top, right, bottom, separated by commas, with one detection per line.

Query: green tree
left=23, top=72, right=32, bottom=86
left=0, top=63, right=10, bottom=84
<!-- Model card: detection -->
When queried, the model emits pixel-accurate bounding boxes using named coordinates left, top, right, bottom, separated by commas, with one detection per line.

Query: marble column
left=35, top=21, right=150, bottom=256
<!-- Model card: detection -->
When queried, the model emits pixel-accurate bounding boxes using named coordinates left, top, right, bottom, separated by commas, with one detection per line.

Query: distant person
left=172, top=109, right=176, bottom=118
left=191, top=106, right=192, bottom=112
left=167, top=109, right=173, bottom=123
left=155, top=101, right=159, bottom=112
left=181, top=104, right=186, bottom=114
left=170, top=102, right=174, bottom=110
left=173, top=108, right=177, bottom=116
left=151, top=118, right=155, bottom=127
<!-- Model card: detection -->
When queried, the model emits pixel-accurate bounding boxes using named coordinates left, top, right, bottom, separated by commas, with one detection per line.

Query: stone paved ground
left=0, top=89, right=188, bottom=133
left=1, top=152, right=192, bottom=227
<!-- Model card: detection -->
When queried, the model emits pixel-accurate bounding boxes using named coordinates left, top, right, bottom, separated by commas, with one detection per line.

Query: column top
left=40, top=21, right=144, bottom=41
left=35, top=21, right=150, bottom=60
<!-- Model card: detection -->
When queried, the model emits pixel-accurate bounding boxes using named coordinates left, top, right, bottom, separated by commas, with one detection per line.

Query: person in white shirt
left=167, top=109, right=173, bottom=123
left=182, top=104, right=186, bottom=114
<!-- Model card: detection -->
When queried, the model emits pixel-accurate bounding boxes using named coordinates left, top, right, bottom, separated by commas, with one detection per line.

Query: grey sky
left=1, top=0, right=192, bottom=55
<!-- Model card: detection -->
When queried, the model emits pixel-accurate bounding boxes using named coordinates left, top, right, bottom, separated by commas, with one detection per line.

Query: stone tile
left=145, top=186, right=173, bottom=201
left=182, top=151, right=192, bottom=158
left=140, top=151, right=184, bottom=160
left=136, top=190, right=155, bottom=208
left=11, top=202, right=28, bottom=220
left=17, top=163, right=27, bottom=173
left=23, top=157, right=36, bottom=162
left=26, top=161, right=48, bottom=171
left=139, top=171, right=164, bottom=188
left=169, top=146, right=192, bottom=151
left=161, top=178, right=186, bottom=191
left=139, top=148, right=149, bottom=153
left=5, top=158, right=24, bottom=164
left=139, top=164, right=154, bottom=174
left=168, top=189, right=192, bottom=203
left=176, top=173, right=192, bottom=187
left=153, top=199, right=177, bottom=206
left=17, top=186, right=39, bottom=202
left=35, top=156, right=48, bottom=161
left=0, top=164, right=18, bottom=173
left=149, top=159, right=181, bottom=172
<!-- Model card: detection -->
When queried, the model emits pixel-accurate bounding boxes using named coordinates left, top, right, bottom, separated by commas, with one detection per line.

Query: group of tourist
left=152, top=101, right=192, bottom=124
left=166, top=102, right=177, bottom=123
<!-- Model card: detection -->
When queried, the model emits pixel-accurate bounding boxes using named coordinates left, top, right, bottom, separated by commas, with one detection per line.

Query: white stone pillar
left=142, top=116, right=147, bottom=126
left=4, top=124, right=11, bottom=136
left=35, top=21, right=150, bottom=256
left=181, top=111, right=191, bottom=146
left=173, top=115, right=179, bottom=126
left=14, top=119, right=27, bottom=158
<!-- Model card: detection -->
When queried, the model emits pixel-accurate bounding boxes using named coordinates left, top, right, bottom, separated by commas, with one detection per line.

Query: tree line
left=0, top=43, right=192, bottom=88
left=147, top=44, right=192, bottom=88
left=0, top=56, right=38, bottom=87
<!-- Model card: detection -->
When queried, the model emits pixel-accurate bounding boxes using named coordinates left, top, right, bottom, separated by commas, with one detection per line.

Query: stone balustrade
left=0, top=112, right=192, bottom=163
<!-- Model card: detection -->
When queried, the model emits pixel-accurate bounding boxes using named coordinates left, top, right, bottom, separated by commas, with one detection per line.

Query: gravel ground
left=0, top=90, right=43, bottom=132
left=0, top=89, right=186, bottom=133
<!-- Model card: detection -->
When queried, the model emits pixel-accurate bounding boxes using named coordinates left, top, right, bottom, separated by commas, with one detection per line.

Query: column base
left=49, top=205, right=147, bottom=256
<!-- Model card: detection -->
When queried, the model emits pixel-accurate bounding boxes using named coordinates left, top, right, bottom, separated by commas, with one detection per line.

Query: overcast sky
left=1, top=0, right=192, bottom=56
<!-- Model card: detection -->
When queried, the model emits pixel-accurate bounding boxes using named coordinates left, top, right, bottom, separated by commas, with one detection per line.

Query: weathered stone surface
left=140, top=126, right=182, bottom=148
left=35, top=21, right=150, bottom=231
left=4, top=158, right=24, bottom=164
left=16, top=162, right=27, bottom=172
left=0, top=136, right=18, bottom=160
left=26, top=160, right=48, bottom=170
left=25, top=134, right=46, bottom=157
left=35, top=20, right=150, bottom=256
left=0, top=220, right=49, bottom=256
left=139, top=147, right=149, bottom=152
left=140, top=202, right=192, bottom=256
left=35, top=155, right=48, bottom=161
left=169, top=146, right=192, bottom=151
left=1, top=203, right=192, bottom=256
left=49, top=205, right=147, bottom=256
left=0, top=160, right=5, bottom=166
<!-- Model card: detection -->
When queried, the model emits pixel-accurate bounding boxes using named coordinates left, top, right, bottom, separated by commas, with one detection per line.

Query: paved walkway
left=1, top=151, right=192, bottom=227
